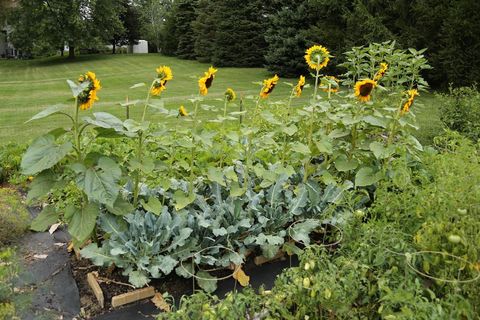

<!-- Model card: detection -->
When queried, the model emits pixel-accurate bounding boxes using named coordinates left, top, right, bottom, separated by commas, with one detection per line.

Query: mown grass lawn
left=0, top=53, right=443, bottom=144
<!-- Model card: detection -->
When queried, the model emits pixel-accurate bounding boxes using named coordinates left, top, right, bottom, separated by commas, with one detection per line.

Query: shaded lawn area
left=0, top=53, right=443, bottom=145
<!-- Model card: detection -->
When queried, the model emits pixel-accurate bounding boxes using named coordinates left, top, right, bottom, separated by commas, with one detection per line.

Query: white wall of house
left=132, top=40, right=148, bottom=54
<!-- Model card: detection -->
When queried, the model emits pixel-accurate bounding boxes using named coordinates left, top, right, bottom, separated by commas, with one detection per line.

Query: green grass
left=0, top=53, right=444, bottom=144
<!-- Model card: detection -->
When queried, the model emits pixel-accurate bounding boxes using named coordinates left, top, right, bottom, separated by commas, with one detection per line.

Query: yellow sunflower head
left=151, top=65, right=173, bottom=96
left=354, top=79, right=376, bottom=102
left=294, top=75, right=306, bottom=97
left=374, top=62, right=388, bottom=82
left=78, top=71, right=101, bottom=110
left=156, top=65, right=173, bottom=81
left=320, top=76, right=339, bottom=93
left=179, top=105, right=188, bottom=117
left=305, top=45, right=330, bottom=71
left=225, top=88, right=236, bottom=102
left=260, top=74, right=280, bottom=99
left=401, top=89, right=419, bottom=114
left=199, top=66, right=218, bottom=96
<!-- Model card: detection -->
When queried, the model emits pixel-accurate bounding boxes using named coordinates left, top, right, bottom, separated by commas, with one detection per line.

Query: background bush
left=0, top=188, right=30, bottom=244
left=0, top=143, right=26, bottom=185
left=439, top=86, right=480, bottom=142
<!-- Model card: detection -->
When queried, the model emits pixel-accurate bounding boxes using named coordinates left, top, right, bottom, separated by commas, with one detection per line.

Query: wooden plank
left=111, top=287, right=155, bottom=308
left=87, top=272, right=104, bottom=308
left=254, top=250, right=285, bottom=266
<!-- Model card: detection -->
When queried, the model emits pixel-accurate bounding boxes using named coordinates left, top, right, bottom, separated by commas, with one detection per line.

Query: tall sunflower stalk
left=219, top=88, right=236, bottom=168
left=303, top=56, right=322, bottom=182
left=133, top=66, right=172, bottom=207
left=281, top=76, right=305, bottom=165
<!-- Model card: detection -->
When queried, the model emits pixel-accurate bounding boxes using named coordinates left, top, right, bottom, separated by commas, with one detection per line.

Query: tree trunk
left=68, top=46, right=75, bottom=59
left=112, top=42, right=116, bottom=54
left=60, top=48, right=64, bottom=57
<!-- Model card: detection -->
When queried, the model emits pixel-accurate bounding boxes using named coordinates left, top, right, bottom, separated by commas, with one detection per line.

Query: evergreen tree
left=209, top=0, right=268, bottom=67
left=192, top=0, right=216, bottom=63
left=174, top=0, right=197, bottom=59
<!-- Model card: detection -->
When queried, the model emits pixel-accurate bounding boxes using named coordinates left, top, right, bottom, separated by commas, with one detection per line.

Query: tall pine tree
left=174, top=0, right=197, bottom=59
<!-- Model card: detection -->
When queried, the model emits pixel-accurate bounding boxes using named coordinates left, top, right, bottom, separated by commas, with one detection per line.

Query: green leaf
left=315, top=136, right=333, bottom=154
left=21, top=134, right=73, bottom=175
left=26, top=104, right=69, bottom=123
left=230, top=182, right=246, bottom=197
left=355, top=167, right=382, bottom=187
left=260, top=110, right=282, bottom=125
left=288, top=185, right=308, bottom=215
left=140, top=197, right=162, bottom=215
left=68, top=202, right=99, bottom=243
left=196, top=271, right=217, bottom=293
left=173, top=191, right=196, bottom=211
left=85, top=112, right=124, bottom=132
left=130, top=82, right=146, bottom=89
left=124, top=119, right=150, bottom=133
left=369, top=141, right=394, bottom=160
left=290, top=219, right=321, bottom=245
left=207, top=167, right=226, bottom=186
left=80, top=243, right=118, bottom=266
left=27, top=170, right=56, bottom=202
left=334, top=156, right=359, bottom=172
left=67, top=79, right=89, bottom=97
left=107, top=196, right=134, bottom=216
left=129, top=157, right=155, bottom=173
left=129, top=270, right=150, bottom=288
left=30, top=205, right=59, bottom=232
left=362, top=115, right=387, bottom=128
left=176, top=262, right=194, bottom=279
left=75, top=157, right=121, bottom=207
left=291, top=142, right=311, bottom=155
left=166, top=228, right=193, bottom=251
left=282, top=125, right=298, bottom=136
left=283, top=242, right=303, bottom=256
left=158, top=255, right=178, bottom=275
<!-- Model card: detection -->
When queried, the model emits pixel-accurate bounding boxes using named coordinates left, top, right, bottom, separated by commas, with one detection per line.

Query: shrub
left=0, top=188, right=30, bottom=244
left=439, top=86, right=480, bottom=142
left=0, top=248, right=18, bottom=319
left=0, top=143, right=26, bottom=185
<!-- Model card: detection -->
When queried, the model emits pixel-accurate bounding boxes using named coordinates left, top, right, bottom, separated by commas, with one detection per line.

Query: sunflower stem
left=133, top=81, right=154, bottom=207
left=73, top=97, right=82, bottom=161
left=189, top=100, right=200, bottom=194
left=303, top=58, right=321, bottom=182
left=281, top=90, right=295, bottom=166
left=219, top=97, right=229, bottom=168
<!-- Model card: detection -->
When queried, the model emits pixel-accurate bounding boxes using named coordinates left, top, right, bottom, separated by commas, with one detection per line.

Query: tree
left=137, top=0, right=173, bottom=53
left=174, top=0, right=197, bottom=59
left=110, top=1, right=142, bottom=54
left=9, top=0, right=123, bottom=58
left=192, top=0, right=216, bottom=62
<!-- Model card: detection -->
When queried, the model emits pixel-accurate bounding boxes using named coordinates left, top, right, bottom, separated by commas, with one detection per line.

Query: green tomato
left=448, top=234, right=462, bottom=244
left=303, top=277, right=311, bottom=288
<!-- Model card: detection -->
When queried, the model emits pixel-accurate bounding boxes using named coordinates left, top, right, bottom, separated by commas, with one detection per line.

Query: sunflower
left=305, top=45, right=330, bottom=71
left=260, top=74, right=280, bottom=99
left=151, top=65, right=173, bottom=96
left=354, top=79, right=376, bottom=102
left=225, top=88, right=236, bottom=102
left=294, top=75, right=306, bottom=97
left=179, top=105, right=188, bottom=117
left=199, top=66, right=218, bottom=96
left=374, top=63, right=388, bottom=82
left=320, top=76, right=339, bottom=93
left=401, top=89, right=419, bottom=114
left=78, top=71, right=101, bottom=110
